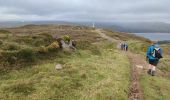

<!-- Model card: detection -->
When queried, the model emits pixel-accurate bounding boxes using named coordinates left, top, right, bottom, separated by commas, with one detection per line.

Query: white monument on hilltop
left=92, top=22, right=95, bottom=28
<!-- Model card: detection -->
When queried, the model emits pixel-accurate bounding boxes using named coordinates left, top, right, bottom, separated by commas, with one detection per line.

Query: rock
left=136, top=65, right=144, bottom=69
left=61, top=40, right=69, bottom=48
left=55, top=64, right=62, bottom=70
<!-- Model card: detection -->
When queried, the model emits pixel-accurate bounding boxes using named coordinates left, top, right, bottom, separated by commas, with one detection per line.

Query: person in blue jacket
left=146, top=41, right=163, bottom=76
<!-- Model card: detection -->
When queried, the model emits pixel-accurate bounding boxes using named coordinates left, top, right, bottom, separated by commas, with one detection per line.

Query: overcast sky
left=0, top=0, right=169, bottom=22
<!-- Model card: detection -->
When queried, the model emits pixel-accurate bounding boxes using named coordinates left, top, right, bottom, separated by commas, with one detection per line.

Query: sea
left=132, top=33, right=170, bottom=41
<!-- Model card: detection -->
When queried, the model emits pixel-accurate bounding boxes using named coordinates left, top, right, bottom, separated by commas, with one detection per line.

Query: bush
left=4, top=43, right=20, bottom=51
left=32, top=35, right=54, bottom=46
left=39, top=33, right=54, bottom=45
left=47, top=41, right=60, bottom=51
left=18, top=48, right=36, bottom=62
left=1, top=50, right=18, bottom=64
left=32, top=39, right=45, bottom=46
left=37, top=46, right=48, bottom=54
left=62, top=35, right=71, bottom=42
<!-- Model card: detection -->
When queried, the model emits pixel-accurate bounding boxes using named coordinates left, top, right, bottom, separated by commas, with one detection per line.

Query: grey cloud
left=0, top=0, right=169, bottom=22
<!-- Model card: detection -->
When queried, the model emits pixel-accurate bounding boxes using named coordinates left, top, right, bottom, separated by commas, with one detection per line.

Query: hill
left=0, top=21, right=73, bottom=28
left=110, top=22, right=170, bottom=33
left=80, top=22, right=170, bottom=33
left=1, top=21, right=170, bottom=33
left=0, top=25, right=170, bottom=100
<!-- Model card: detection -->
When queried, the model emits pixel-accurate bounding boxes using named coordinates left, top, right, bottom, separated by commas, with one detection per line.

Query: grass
left=0, top=41, right=130, bottom=100
left=140, top=74, right=170, bottom=100
left=159, top=56, right=170, bottom=72
left=1, top=25, right=170, bottom=100
left=0, top=25, right=103, bottom=69
left=128, top=40, right=170, bottom=100
left=103, top=29, right=151, bottom=43
left=127, top=40, right=150, bottom=55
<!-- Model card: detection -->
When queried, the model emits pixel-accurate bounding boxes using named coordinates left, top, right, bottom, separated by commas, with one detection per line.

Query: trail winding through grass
left=96, top=28, right=170, bottom=100
left=96, top=29, right=145, bottom=100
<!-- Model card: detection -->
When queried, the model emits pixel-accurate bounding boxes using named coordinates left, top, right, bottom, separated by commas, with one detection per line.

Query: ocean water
left=132, top=33, right=170, bottom=41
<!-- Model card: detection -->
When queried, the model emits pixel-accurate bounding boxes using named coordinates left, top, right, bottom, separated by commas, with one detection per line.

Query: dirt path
left=96, top=28, right=170, bottom=100
left=127, top=52, right=146, bottom=100
left=95, top=29, right=118, bottom=43
left=96, top=29, right=146, bottom=100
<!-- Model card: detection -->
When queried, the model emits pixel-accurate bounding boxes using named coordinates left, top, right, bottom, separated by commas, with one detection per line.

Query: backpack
left=152, top=47, right=162, bottom=59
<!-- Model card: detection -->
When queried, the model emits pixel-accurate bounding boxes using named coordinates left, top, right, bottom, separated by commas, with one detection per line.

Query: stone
left=55, top=64, right=62, bottom=70
left=136, top=65, right=144, bottom=69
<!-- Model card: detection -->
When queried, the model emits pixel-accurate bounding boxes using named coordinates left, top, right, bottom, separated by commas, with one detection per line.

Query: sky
left=0, top=0, right=169, bottom=22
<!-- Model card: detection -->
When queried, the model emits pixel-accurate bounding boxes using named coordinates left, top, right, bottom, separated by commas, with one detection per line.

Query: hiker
left=124, top=43, right=128, bottom=51
left=146, top=41, right=163, bottom=76
left=121, top=42, right=124, bottom=50
left=123, top=43, right=125, bottom=50
left=119, top=42, right=123, bottom=50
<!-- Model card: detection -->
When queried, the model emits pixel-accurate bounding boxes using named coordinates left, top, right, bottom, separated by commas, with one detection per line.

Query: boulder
left=55, top=64, right=62, bottom=70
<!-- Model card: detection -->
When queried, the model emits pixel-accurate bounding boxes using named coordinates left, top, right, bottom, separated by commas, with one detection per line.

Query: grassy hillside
left=0, top=25, right=130, bottom=99
left=0, top=25, right=170, bottom=100
left=2, top=45, right=130, bottom=99
left=100, top=29, right=170, bottom=100
left=127, top=40, right=170, bottom=100
left=0, top=28, right=131, bottom=99
left=0, top=25, right=102, bottom=70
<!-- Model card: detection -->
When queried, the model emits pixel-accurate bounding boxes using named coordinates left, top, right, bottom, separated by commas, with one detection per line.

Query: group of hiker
left=118, top=41, right=163, bottom=76
left=119, top=42, right=128, bottom=51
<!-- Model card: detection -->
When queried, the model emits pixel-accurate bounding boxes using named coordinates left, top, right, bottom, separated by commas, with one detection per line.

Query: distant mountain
left=0, top=21, right=73, bottom=28
left=69, top=22, right=170, bottom=33
left=1, top=21, right=170, bottom=33
left=109, top=22, right=170, bottom=33
left=159, top=40, right=170, bottom=44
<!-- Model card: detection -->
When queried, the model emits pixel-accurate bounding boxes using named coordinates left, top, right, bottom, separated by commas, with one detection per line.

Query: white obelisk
left=92, top=22, right=95, bottom=28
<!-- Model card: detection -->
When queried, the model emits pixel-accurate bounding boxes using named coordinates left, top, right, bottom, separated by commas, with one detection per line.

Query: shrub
left=37, top=46, right=48, bottom=54
left=1, top=50, right=18, bottom=64
left=32, top=34, right=54, bottom=46
left=4, top=43, right=20, bottom=51
left=62, top=35, right=71, bottom=42
left=18, top=48, right=36, bottom=62
left=32, top=39, right=45, bottom=46
left=39, top=33, right=54, bottom=45
left=47, top=41, right=60, bottom=51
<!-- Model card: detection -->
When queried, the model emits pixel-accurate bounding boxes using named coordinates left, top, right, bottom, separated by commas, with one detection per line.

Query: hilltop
left=1, top=21, right=170, bottom=33
left=0, top=25, right=170, bottom=100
